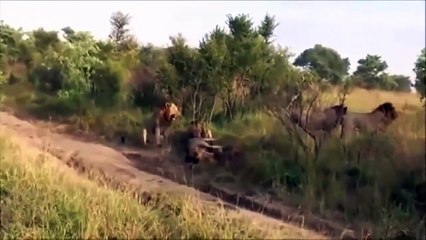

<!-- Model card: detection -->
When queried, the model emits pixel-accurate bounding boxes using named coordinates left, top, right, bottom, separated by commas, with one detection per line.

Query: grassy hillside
left=0, top=132, right=324, bottom=239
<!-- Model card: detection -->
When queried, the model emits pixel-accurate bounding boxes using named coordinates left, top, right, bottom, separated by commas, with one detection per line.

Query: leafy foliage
left=413, top=48, right=426, bottom=101
left=109, top=11, right=138, bottom=52
left=0, top=13, right=416, bottom=116
left=294, top=44, right=350, bottom=84
left=388, top=75, right=412, bottom=92
left=352, top=54, right=389, bottom=89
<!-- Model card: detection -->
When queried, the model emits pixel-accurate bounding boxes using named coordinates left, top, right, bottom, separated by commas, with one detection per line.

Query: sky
left=0, top=0, right=424, bottom=82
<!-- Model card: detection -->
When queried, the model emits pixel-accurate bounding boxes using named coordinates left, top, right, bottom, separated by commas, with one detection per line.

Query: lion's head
left=341, top=102, right=398, bottom=139
left=330, top=104, right=348, bottom=117
left=187, top=120, right=213, bottom=139
left=188, top=120, right=202, bottom=138
left=373, top=102, right=398, bottom=122
left=162, top=102, right=181, bottom=122
left=328, top=103, right=348, bottom=125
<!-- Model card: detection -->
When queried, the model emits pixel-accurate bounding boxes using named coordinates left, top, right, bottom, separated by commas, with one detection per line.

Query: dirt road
left=0, top=111, right=354, bottom=239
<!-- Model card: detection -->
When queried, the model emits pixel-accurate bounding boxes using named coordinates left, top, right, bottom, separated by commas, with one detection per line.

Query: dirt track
left=0, top=110, right=357, bottom=239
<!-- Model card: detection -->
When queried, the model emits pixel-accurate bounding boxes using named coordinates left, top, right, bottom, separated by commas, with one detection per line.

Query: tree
left=0, top=22, right=21, bottom=63
left=353, top=54, right=388, bottom=89
left=413, top=48, right=425, bottom=101
left=48, top=31, right=102, bottom=105
left=156, top=33, right=206, bottom=118
left=223, top=14, right=269, bottom=119
left=389, top=75, right=412, bottom=92
left=108, top=11, right=137, bottom=52
left=293, top=44, right=350, bottom=84
left=32, top=28, right=61, bottom=52
left=257, top=14, right=279, bottom=45
left=0, top=22, right=33, bottom=66
left=198, top=26, right=233, bottom=121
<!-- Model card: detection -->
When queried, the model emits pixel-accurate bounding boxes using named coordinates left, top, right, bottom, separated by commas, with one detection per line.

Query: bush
left=28, top=64, right=64, bottom=93
left=91, top=60, right=128, bottom=108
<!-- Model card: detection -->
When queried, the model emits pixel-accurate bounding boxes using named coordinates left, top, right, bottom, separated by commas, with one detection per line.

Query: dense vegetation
left=1, top=11, right=425, bottom=237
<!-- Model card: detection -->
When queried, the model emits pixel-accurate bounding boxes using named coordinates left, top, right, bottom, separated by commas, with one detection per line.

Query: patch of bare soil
left=0, top=111, right=357, bottom=239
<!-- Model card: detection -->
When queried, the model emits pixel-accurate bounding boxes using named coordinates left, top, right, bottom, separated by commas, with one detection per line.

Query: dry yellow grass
left=224, top=87, right=424, bottom=139
left=319, top=87, right=425, bottom=172
left=0, top=130, right=327, bottom=239
left=343, top=88, right=422, bottom=112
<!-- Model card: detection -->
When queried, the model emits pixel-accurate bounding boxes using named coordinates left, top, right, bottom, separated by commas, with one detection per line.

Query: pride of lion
left=141, top=101, right=399, bottom=166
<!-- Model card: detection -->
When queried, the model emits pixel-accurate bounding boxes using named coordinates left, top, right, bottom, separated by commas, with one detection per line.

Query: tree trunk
left=208, top=96, right=217, bottom=123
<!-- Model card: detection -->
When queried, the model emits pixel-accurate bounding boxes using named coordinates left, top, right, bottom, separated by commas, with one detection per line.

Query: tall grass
left=212, top=87, right=425, bottom=236
left=343, top=88, right=423, bottom=112
left=0, top=133, right=324, bottom=239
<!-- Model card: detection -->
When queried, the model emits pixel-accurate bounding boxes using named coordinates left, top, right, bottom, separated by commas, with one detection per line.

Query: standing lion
left=339, top=102, right=399, bottom=165
left=289, top=103, right=348, bottom=151
left=290, top=103, right=348, bottom=134
left=142, top=102, right=182, bottom=148
left=340, top=102, right=398, bottom=140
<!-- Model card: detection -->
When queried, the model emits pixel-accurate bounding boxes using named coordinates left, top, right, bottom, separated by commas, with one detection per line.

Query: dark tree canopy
left=352, top=54, right=389, bottom=89
left=257, top=14, right=279, bottom=45
left=293, top=44, right=350, bottom=84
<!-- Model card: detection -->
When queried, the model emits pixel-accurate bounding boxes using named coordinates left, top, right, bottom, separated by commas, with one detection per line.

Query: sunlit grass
left=0, top=131, right=324, bottom=239
left=344, top=88, right=422, bottom=112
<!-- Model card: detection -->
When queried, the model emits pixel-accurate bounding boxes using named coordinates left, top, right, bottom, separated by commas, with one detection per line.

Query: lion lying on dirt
left=141, top=102, right=182, bottom=148
left=181, top=121, right=247, bottom=172
left=184, top=120, right=222, bottom=164
left=169, top=120, right=242, bottom=167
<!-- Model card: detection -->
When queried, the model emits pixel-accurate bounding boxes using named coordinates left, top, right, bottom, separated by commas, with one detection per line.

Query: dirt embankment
left=0, top=111, right=357, bottom=239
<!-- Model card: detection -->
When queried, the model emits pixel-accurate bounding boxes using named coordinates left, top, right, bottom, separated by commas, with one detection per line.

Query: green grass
left=0, top=133, right=323, bottom=239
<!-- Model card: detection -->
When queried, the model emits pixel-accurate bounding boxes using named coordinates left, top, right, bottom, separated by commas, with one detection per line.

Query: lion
left=179, top=121, right=246, bottom=169
left=201, top=125, right=213, bottom=139
left=142, top=102, right=182, bottom=148
left=289, top=103, right=348, bottom=151
left=183, top=120, right=222, bottom=165
left=340, top=102, right=398, bottom=140
left=186, top=137, right=223, bottom=164
left=187, top=120, right=202, bottom=138
left=187, top=120, right=214, bottom=143
left=290, top=103, right=348, bottom=133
